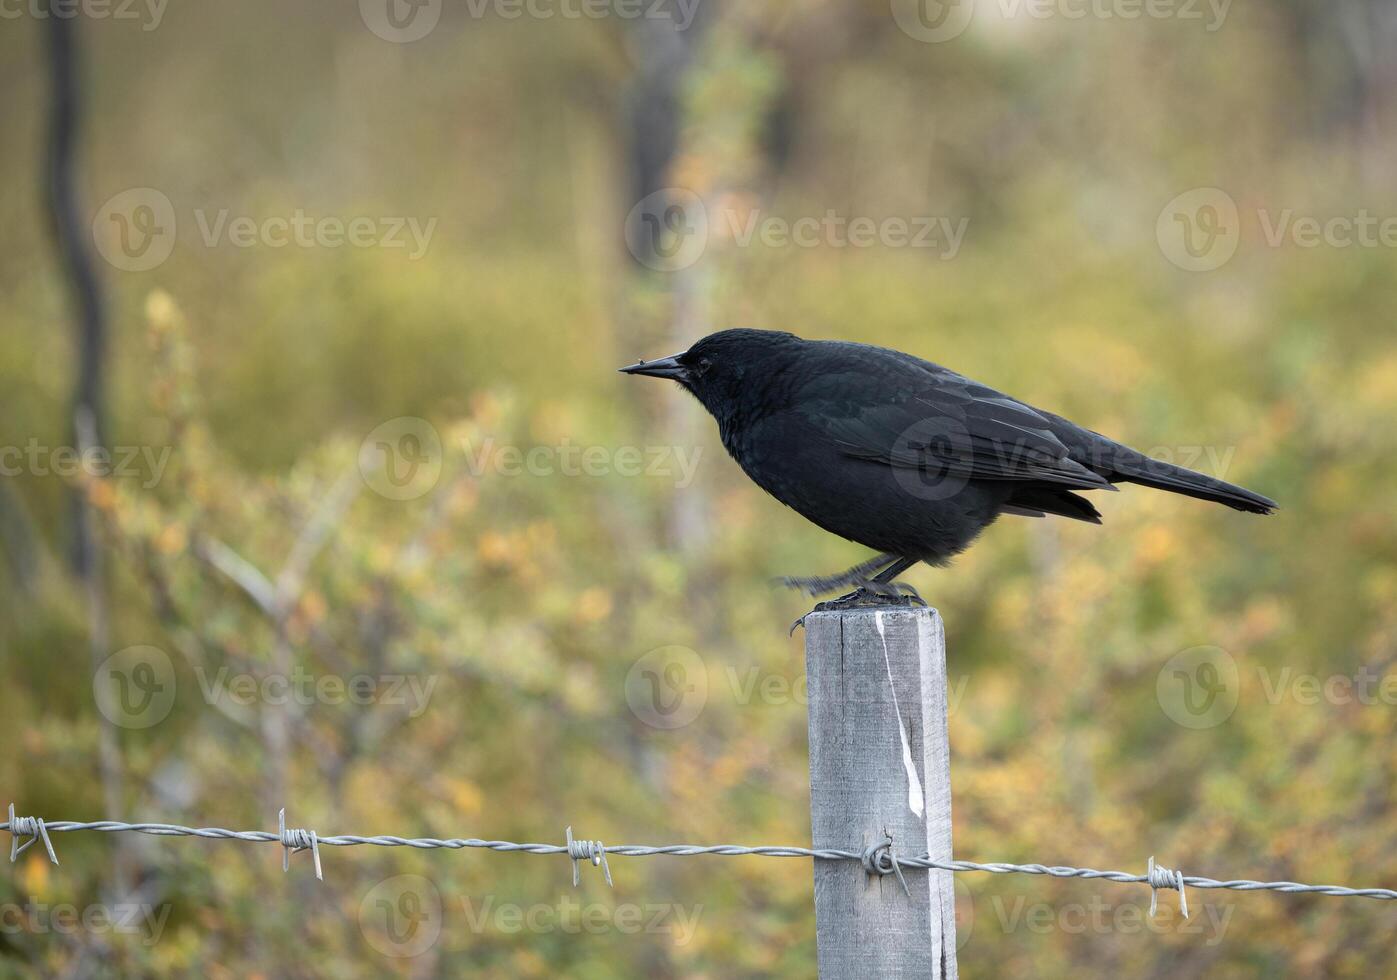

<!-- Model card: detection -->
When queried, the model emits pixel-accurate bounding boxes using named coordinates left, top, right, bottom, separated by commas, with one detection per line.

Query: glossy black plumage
left=621, top=329, right=1275, bottom=591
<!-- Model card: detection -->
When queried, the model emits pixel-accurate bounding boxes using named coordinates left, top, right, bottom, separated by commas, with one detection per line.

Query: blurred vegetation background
left=2, top=0, right=1396, bottom=975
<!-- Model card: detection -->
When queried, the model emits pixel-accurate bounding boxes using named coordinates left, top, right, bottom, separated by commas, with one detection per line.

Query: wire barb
left=1148, top=856, right=1188, bottom=918
left=7, top=804, right=58, bottom=866
left=279, top=808, right=322, bottom=881
left=861, top=832, right=911, bottom=897
left=566, top=826, right=612, bottom=888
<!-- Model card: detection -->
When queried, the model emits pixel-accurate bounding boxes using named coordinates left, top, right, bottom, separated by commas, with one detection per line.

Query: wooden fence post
left=805, top=605, right=957, bottom=979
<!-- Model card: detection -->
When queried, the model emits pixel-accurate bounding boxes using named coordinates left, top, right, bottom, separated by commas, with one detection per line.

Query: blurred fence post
left=805, top=605, right=958, bottom=979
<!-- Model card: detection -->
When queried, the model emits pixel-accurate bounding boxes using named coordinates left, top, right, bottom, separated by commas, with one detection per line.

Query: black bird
left=621, top=329, right=1275, bottom=606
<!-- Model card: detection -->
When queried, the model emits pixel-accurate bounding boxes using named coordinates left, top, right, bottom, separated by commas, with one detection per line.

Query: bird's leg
left=870, top=556, right=927, bottom=607
left=777, top=553, right=903, bottom=597
left=812, top=556, right=924, bottom=612
left=787, top=555, right=924, bottom=634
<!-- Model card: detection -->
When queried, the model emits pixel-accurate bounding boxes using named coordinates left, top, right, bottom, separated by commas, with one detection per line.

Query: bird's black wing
left=873, top=341, right=1273, bottom=513
left=795, top=347, right=1115, bottom=491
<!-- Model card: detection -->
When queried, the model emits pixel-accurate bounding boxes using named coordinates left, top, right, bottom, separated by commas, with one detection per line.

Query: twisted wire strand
left=4, top=814, right=1395, bottom=902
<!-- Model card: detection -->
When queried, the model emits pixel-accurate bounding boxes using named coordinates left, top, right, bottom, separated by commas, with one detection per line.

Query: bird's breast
left=720, top=409, right=1008, bottom=561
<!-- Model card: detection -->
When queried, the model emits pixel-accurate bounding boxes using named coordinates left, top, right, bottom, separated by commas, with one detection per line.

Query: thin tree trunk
left=44, top=7, right=130, bottom=900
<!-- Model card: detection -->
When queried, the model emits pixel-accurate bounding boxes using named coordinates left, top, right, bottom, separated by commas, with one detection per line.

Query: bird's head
left=619, top=329, right=802, bottom=416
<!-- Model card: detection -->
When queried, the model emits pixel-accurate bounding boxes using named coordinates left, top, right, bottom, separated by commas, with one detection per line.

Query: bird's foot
left=789, top=581, right=928, bottom=634
left=815, top=582, right=923, bottom=612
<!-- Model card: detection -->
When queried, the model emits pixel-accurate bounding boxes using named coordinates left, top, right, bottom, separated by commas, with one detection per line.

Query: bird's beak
left=618, top=353, right=690, bottom=381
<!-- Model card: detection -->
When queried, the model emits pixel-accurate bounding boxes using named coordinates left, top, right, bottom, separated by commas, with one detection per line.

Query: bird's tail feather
left=1109, top=452, right=1276, bottom=514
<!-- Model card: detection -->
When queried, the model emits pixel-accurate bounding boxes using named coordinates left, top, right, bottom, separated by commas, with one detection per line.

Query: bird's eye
left=698, top=357, right=713, bottom=374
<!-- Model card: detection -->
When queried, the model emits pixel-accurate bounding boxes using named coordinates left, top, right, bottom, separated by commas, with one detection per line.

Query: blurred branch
left=192, top=470, right=363, bottom=814
left=273, top=465, right=362, bottom=611
left=194, top=534, right=279, bottom=617
left=193, top=465, right=361, bottom=619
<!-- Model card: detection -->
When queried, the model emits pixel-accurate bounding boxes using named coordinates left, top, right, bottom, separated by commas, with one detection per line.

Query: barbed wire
left=7, top=805, right=1396, bottom=915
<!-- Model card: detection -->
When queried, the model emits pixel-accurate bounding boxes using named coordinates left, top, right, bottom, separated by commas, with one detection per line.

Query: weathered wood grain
left=805, top=605, right=957, bottom=979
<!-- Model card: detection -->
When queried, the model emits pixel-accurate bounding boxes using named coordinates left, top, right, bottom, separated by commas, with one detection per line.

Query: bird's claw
left=893, top=581, right=928, bottom=606
left=790, top=587, right=905, bottom=634
left=808, top=582, right=928, bottom=614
